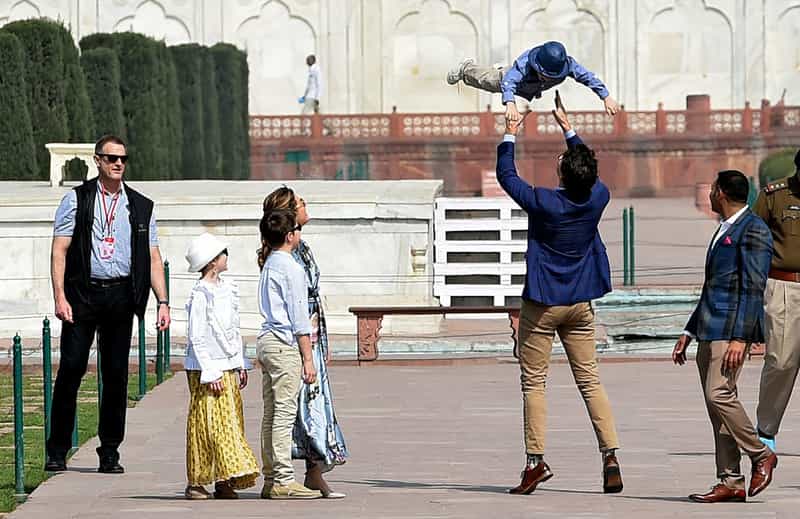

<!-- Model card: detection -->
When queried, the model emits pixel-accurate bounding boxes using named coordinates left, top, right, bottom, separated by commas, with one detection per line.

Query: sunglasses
left=293, top=224, right=303, bottom=232
left=221, top=248, right=228, bottom=256
left=98, top=153, right=129, bottom=164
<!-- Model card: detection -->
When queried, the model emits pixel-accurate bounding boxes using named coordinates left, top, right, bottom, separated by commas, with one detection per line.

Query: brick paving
left=9, top=357, right=800, bottom=518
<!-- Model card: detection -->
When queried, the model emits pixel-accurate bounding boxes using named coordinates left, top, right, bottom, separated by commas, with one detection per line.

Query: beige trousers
left=518, top=299, right=619, bottom=454
left=697, top=341, right=769, bottom=485
left=757, top=278, right=800, bottom=437
left=462, top=63, right=506, bottom=93
left=257, top=333, right=302, bottom=486
left=302, top=97, right=319, bottom=114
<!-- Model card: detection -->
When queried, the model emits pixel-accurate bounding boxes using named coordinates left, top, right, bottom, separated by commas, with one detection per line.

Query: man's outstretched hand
left=505, top=109, right=530, bottom=136
left=551, top=90, right=572, bottom=132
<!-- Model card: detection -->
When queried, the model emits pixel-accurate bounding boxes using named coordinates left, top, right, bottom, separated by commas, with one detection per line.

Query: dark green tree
left=80, top=47, right=126, bottom=139
left=0, top=31, right=37, bottom=180
left=211, top=43, right=250, bottom=180
left=238, top=48, right=251, bottom=179
left=201, top=46, right=222, bottom=179
left=4, top=19, right=68, bottom=180
left=170, top=44, right=206, bottom=179
left=157, top=42, right=182, bottom=179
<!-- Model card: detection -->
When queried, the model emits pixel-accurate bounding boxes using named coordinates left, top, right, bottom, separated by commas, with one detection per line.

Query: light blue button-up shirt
left=258, top=250, right=312, bottom=346
left=53, top=184, right=159, bottom=279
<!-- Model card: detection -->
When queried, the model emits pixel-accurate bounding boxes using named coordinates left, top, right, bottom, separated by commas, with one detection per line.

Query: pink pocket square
left=723, top=236, right=733, bottom=245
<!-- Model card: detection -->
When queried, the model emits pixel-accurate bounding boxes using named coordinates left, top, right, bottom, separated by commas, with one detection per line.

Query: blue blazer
left=685, top=209, right=773, bottom=343
left=496, top=133, right=612, bottom=306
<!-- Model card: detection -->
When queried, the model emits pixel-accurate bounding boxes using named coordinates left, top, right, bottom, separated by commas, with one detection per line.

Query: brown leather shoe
left=602, top=454, right=623, bottom=494
left=509, top=462, right=553, bottom=495
left=749, top=452, right=778, bottom=497
left=214, top=480, right=239, bottom=499
left=689, top=483, right=746, bottom=503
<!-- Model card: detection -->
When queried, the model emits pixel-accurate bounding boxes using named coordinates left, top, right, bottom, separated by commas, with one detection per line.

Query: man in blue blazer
left=673, top=170, right=777, bottom=503
left=499, top=91, right=622, bottom=496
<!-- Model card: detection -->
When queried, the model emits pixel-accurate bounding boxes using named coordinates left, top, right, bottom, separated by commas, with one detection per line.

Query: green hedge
left=0, top=32, right=37, bottom=180
left=170, top=44, right=206, bottom=179
left=759, top=149, right=796, bottom=188
left=81, top=32, right=165, bottom=180
left=158, top=42, right=183, bottom=180
left=4, top=19, right=69, bottom=180
left=201, top=47, right=222, bottom=179
left=211, top=43, right=250, bottom=180
left=80, top=48, right=126, bottom=139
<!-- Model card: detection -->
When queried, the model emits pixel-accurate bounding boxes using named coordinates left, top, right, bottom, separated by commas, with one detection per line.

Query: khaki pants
left=462, top=63, right=506, bottom=93
left=302, top=97, right=319, bottom=114
left=757, top=278, right=800, bottom=437
left=257, top=333, right=302, bottom=486
left=697, top=341, right=769, bottom=485
left=518, top=299, right=619, bottom=454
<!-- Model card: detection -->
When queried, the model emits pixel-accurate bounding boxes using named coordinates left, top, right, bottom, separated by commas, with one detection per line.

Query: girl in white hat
left=183, top=232, right=259, bottom=500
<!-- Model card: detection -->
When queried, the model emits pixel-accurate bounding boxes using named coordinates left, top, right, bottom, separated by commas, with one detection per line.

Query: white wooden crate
left=434, top=197, right=527, bottom=308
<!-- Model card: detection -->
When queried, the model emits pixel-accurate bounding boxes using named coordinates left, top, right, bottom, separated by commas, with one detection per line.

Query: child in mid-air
left=447, top=40, right=619, bottom=124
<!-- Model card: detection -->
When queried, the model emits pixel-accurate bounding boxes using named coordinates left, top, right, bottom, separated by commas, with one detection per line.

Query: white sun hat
left=185, top=232, right=229, bottom=273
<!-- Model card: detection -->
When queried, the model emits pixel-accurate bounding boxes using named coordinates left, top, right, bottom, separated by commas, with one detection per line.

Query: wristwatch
left=157, top=300, right=169, bottom=307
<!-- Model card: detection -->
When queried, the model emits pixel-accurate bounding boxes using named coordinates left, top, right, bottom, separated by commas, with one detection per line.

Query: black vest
left=64, top=178, right=154, bottom=318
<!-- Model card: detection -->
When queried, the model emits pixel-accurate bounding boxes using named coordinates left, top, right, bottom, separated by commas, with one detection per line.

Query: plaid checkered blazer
left=685, top=209, right=773, bottom=343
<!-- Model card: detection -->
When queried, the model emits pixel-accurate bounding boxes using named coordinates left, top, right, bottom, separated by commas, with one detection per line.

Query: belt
left=769, top=268, right=800, bottom=283
left=89, top=276, right=131, bottom=288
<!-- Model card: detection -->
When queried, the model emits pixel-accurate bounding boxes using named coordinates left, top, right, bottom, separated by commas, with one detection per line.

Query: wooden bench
left=349, top=306, right=520, bottom=362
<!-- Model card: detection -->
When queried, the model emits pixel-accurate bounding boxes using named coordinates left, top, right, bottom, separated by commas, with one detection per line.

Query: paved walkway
left=9, top=358, right=800, bottom=518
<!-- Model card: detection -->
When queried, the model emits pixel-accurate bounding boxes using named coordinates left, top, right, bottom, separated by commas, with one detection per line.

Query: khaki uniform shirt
left=753, top=174, right=800, bottom=272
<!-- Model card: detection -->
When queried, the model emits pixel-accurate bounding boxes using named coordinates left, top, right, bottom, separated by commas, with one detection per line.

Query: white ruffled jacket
left=184, top=277, right=249, bottom=383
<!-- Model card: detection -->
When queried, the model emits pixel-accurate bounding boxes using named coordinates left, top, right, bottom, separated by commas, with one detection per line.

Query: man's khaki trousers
left=462, top=63, right=506, bottom=93
left=257, top=333, right=302, bottom=486
left=697, top=341, right=769, bottom=485
left=757, top=278, right=800, bottom=437
left=518, top=299, right=619, bottom=454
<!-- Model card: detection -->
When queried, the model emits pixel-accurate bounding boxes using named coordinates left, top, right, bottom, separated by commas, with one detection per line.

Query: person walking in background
left=47, top=134, right=170, bottom=474
left=672, top=170, right=777, bottom=503
left=256, top=208, right=320, bottom=500
left=299, top=54, right=322, bottom=114
left=447, top=41, right=619, bottom=125
left=753, top=151, right=800, bottom=452
left=260, top=186, right=348, bottom=499
left=497, top=91, right=622, bottom=496
left=183, top=233, right=259, bottom=500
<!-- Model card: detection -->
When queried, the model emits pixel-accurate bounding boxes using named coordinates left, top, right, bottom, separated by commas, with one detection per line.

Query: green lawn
left=0, top=370, right=169, bottom=513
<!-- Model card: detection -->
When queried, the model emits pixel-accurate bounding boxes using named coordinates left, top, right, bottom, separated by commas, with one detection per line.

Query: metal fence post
left=629, top=206, right=636, bottom=286
left=138, top=317, right=147, bottom=399
left=622, top=208, right=630, bottom=286
left=13, top=333, right=26, bottom=503
left=164, top=260, right=171, bottom=374
left=156, top=328, right=164, bottom=385
left=42, top=318, right=52, bottom=442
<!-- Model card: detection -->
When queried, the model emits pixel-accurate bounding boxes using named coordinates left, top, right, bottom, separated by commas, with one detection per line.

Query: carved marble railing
left=250, top=97, right=799, bottom=143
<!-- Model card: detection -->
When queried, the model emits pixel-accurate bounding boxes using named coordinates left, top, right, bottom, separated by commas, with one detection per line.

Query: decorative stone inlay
left=357, top=314, right=383, bottom=361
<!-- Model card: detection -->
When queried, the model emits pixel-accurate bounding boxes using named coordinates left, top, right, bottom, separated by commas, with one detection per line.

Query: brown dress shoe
left=509, top=462, right=553, bottom=495
left=749, top=451, right=778, bottom=497
left=602, top=454, right=623, bottom=494
left=689, top=483, right=746, bottom=503
left=214, top=480, right=239, bottom=499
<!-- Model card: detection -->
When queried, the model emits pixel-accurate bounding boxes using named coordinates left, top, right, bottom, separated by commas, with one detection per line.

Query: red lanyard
left=100, top=186, right=120, bottom=237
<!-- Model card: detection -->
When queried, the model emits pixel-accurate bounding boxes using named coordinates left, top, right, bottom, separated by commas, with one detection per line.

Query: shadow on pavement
left=341, top=479, right=508, bottom=494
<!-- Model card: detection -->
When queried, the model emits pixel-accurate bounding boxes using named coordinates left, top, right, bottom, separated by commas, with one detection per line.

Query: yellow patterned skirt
left=185, top=370, right=259, bottom=489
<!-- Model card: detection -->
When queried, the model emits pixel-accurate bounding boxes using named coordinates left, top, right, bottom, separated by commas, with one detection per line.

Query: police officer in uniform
left=754, top=149, right=800, bottom=452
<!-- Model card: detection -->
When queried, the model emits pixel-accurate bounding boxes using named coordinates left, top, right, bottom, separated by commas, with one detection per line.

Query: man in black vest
left=46, top=134, right=171, bottom=473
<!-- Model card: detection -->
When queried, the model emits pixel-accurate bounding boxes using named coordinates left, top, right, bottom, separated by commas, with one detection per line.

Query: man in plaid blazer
left=673, top=170, right=776, bottom=503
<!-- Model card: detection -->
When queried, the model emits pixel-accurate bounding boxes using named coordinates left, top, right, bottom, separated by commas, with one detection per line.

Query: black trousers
left=46, top=280, right=135, bottom=460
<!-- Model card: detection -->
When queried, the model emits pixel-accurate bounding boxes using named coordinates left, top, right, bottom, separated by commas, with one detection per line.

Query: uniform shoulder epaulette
left=764, top=179, right=789, bottom=194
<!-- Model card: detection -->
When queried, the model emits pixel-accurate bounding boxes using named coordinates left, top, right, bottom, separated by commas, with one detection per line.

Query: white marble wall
left=0, top=179, right=442, bottom=339
left=0, top=0, right=796, bottom=112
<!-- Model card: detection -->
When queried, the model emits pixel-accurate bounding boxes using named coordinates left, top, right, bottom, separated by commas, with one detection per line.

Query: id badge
left=99, top=236, right=115, bottom=260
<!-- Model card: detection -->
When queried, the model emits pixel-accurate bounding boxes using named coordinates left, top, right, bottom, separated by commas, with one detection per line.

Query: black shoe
left=98, top=458, right=125, bottom=474
left=45, top=456, right=66, bottom=472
